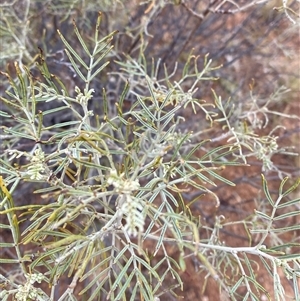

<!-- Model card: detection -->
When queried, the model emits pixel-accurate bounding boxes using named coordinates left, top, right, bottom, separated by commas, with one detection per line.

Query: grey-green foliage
left=0, top=10, right=299, bottom=301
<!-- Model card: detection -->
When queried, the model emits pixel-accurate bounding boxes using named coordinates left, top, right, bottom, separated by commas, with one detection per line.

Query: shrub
left=1, top=1, right=299, bottom=301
